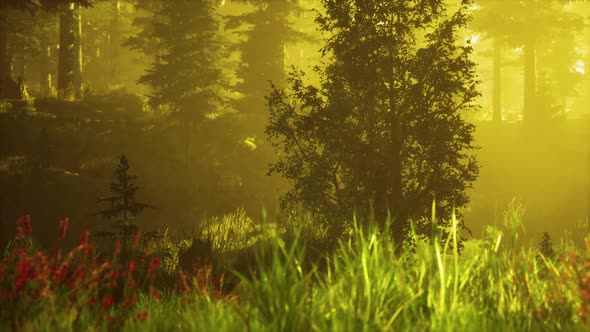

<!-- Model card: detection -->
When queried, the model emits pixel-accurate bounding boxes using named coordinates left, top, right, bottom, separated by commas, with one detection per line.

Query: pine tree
left=137, top=0, right=232, bottom=167
left=538, top=231, right=555, bottom=258
left=228, top=0, right=306, bottom=133
left=96, top=155, right=155, bottom=239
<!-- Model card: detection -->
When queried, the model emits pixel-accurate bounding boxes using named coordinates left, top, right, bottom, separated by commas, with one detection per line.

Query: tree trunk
left=73, top=4, right=83, bottom=99
left=587, top=33, right=590, bottom=116
left=58, top=2, right=76, bottom=100
left=492, top=37, right=503, bottom=123
left=523, top=36, right=537, bottom=123
left=389, top=116, right=405, bottom=249
left=109, top=0, right=121, bottom=87
left=39, top=42, right=53, bottom=97
left=0, top=7, right=10, bottom=99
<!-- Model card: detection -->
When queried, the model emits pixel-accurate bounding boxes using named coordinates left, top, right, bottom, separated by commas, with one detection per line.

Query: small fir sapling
left=95, top=155, right=156, bottom=253
left=538, top=231, right=555, bottom=259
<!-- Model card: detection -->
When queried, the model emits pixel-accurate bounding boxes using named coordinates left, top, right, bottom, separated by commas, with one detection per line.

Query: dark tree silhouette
left=137, top=0, right=231, bottom=168
left=96, top=155, right=155, bottom=241
left=266, top=0, right=481, bottom=249
left=228, top=0, right=307, bottom=133
left=538, top=231, right=555, bottom=258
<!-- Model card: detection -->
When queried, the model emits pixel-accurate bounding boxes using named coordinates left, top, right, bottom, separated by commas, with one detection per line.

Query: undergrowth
left=1, top=207, right=589, bottom=331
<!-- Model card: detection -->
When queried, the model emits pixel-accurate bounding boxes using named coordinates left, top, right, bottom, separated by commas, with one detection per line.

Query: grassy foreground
left=1, top=212, right=589, bottom=331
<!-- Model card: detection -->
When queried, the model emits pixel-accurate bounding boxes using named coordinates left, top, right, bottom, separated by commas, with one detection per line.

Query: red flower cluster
left=16, top=215, right=32, bottom=240
left=0, top=216, right=166, bottom=327
left=1, top=215, right=240, bottom=328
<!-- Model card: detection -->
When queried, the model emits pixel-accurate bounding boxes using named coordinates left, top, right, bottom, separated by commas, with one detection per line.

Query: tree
left=96, top=155, right=155, bottom=241
left=538, top=231, right=555, bottom=258
left=472, top=0, right=584, bottom=123
left=138, top=0, right=231, bottom=168
left=0, top=0, right=90, bottom=99
left=266, top=0, right=480, bottom=248
left=57, top=2, right=84, bottom=99
left=0, top=0, right=38, bottom=99
left=471, top=0, right=520, bottom=123
left=228, top=0, right=307, bottom=134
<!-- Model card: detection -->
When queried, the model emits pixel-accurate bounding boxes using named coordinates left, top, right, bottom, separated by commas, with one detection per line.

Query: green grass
left=1, top=210, right=589, bottom=331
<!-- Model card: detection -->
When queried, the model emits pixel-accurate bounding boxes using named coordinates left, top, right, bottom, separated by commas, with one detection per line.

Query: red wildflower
left=128, top=260, right=137, bottom=273
left=58, top=218, right=69, bottom=239
left=71, top=265, right=85, bottom=287
left=178, top=270, right=190, bottom=293
left=89, top=298, right=97, bottom=305
left=111, top=271, right=120, bottom=287
left=136, top=311, right=148, bottom=320
left=115, top=240, right=122, bottom=255
left=150, top=288, right=160, bottom=300
left=125, top=293, right=137, bottom=306
left=16, top=215, right=32, bottom=239
left=148, top=257, right=159, bottom=278
left=102, top=293, right=115, bottom=308
left=15, top=255, right=32, bottom=290
left=79, top=230, right=89, bottom=246
left=133, top=231, right=141, bottom=248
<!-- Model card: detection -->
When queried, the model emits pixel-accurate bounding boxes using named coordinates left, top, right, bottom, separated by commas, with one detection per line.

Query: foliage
left=266, top=0, right=481, bottom=247
left=227, top=0, right=308, bottom=122
left=82, top=88, right=144, bottom=113
left=538, top=231, right=555, bottom=258
left=96, top=155, right=155, bottom=242
left=138, top=0, right=230, bottom=121
left=472, top=0, right=585, bottom=122
left=0, top=215, right=231, bottom=330
left=3, top=210, right=590, bottom=330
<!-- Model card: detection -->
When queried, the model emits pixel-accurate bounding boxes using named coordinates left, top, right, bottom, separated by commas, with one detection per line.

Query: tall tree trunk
left=523, top=36, right=537, bottom=123
left=492, top=37, right=503, bottom=123
left=109, top=0, right=121, bottom=87
left=0, top=7, right=10, bottom=99
left=39, top=42, right=53, bottom=97
left=73, top=4, right=83, bottom=99
left=386, top=48, right=406, bottom=250
left=58, top=3, right=76, bottom=100
left=587, top=32, right=590, bottom=117
left=389, top=116, right=405, bottom=249
left=267, top=1, right=287, bottom=87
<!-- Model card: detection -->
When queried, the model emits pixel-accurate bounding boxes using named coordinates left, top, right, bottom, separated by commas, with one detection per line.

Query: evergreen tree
left=471, top=0, right=520, bottom=123
left=138, top=0, right=231, bottom=167
left=538, top=231, right=555, bottom=258
left=228, top=0, right=307, bottom=133
left=0, top=0, right=90, bottom=98
left=266, top=0, right=480, bottom=248
left=96, top=155, right=155, bottom=238
left=473, top=0, right=584, bottom=124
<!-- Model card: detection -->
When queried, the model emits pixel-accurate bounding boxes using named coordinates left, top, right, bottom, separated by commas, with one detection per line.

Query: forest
left=0, top=0, right=589, bottom=330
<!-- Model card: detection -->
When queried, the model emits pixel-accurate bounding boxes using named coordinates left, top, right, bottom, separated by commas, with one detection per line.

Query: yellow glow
left=573, top=60, right=585, bottom=75
left=468, top=4, right=480, bottom=12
